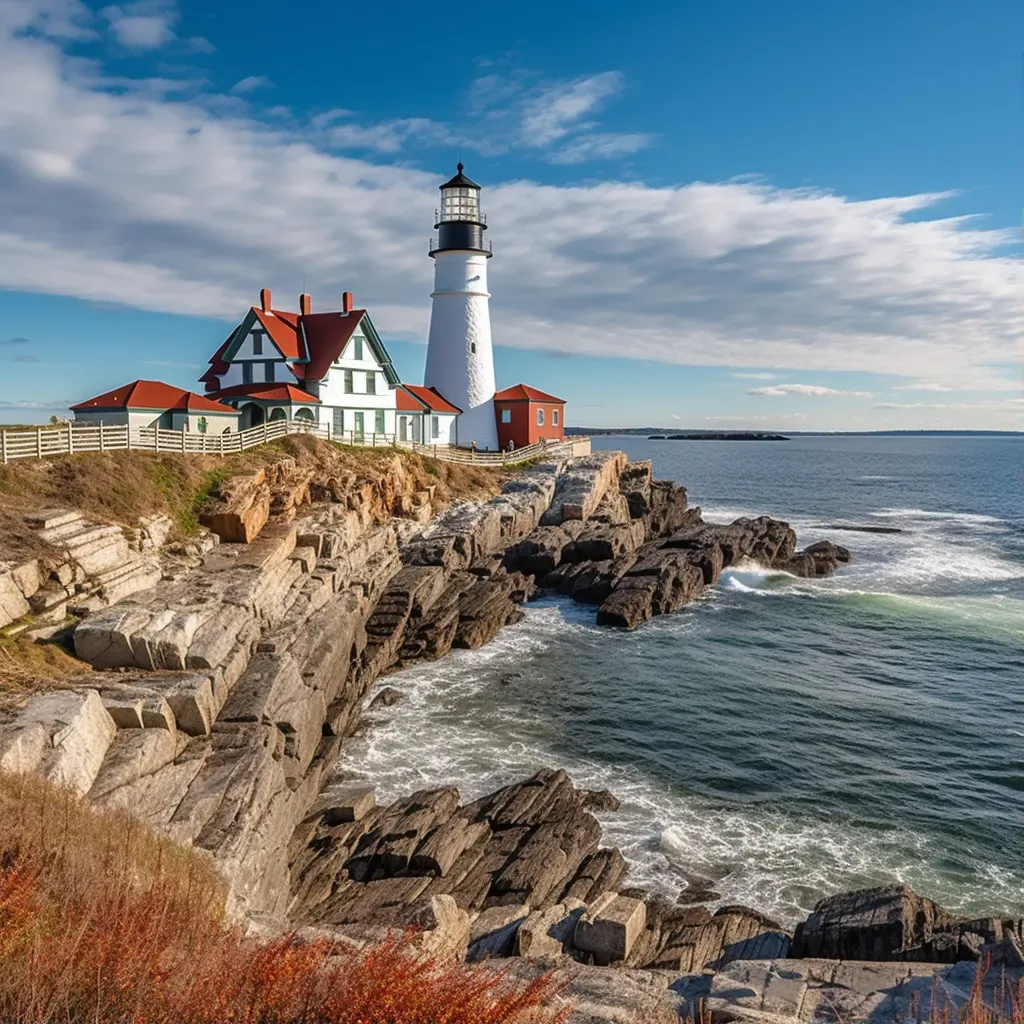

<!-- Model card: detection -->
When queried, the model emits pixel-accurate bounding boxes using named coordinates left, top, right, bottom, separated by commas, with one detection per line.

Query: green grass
left=178, top=467, right=231, bottom=536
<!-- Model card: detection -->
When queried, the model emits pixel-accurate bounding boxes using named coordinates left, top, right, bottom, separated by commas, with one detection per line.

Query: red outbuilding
left=493, top=384, right=565, bottom=451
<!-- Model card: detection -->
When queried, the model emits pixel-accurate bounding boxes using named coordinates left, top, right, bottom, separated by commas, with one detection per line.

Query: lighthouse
left=424, top=164, right=500, bottom=450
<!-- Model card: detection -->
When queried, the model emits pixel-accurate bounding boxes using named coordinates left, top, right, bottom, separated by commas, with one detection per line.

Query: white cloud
left=731, top=372, right=778, bottom=380
left=230, top=75, right=271, bottom=95
left=874, top=399, right=1023, bottom=411
left=0, top=19, right=1020, bottom=429
left=548, top=132, right=650, bottom=165
left=748, top=384, right=873, bottom=398
left=519, top=71, right=623, bottom=146
left=101, top=2, right=178, bottom=50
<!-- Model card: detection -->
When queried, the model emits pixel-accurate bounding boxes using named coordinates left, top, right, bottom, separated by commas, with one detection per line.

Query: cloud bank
left=0, top=0, right=1020, bottom=406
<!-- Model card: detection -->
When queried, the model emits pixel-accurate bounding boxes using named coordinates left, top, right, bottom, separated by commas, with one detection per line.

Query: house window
left=243, top=362, right=253, bottom=385
left=431, top=415, right=439, bottom=439
left=344, top=370, right=354, bottom=394
left=353, top=336, right=363, bottom=361
left=501, top=408, right=511, bottom=424
left=366, top=372, right=376, bottom=395
left=333, top=408, right=344, bottom=435
left=354, top=411, right=365, bottom=438
left=252, top=331, right=263, bottom=356
left=552, top=408, right=559, bottom=426
left=537, top=407, right=544, bottom=426
left=375, top=410, right=386, bottom=434
left=264, top=361, right=274, bottom=382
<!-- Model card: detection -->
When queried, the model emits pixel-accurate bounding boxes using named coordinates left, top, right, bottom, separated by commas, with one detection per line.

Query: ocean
left=340, top=435, right=1024, bottom=926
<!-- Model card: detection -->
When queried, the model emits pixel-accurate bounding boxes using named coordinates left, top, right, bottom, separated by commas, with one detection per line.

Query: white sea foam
left=340, top=602, right=1024, bottom=926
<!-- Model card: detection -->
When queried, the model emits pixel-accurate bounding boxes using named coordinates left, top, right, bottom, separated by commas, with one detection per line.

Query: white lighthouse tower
left=424, top=164, right=499, bottom=450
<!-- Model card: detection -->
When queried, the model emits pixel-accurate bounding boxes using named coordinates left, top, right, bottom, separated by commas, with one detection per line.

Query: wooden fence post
left=154, top=427, right=159, bottom=452
left=67, top=422, right=74, bottom=455
left=36, top=427, right=42, bottom=459
left=1, top=430, right=5, bottom=465
left=99, top=422, right=105, bottom=452
left=181, top=427, right=186, bottom=451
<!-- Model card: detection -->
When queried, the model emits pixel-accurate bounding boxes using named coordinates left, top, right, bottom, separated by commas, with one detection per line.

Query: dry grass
left=0, top=637, right=90, bottom=714
left=0, top=771, right=568, bottom=1023
left=0, top=434, right=504, bottom=556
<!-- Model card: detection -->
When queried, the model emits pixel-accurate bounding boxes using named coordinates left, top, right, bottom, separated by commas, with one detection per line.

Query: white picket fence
left=0, top=420, right=590, bottom=466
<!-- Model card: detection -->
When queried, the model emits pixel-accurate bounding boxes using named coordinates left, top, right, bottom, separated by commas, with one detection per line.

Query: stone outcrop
left=290, top=768, right=622, bottom=947
left=791, top=884, right=1024, bottom=965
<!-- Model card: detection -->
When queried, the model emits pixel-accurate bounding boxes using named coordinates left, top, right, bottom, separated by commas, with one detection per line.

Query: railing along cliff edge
left=0, top=420, right=590, bottom=466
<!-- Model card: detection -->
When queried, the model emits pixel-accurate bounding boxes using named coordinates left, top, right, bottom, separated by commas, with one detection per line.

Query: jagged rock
left=469, top=904, right=531, bottom=961
left=368, top=686, right=404, bottom=710
left=790, top=884, right=1018, bottom=964
left=0, top=570, right=31, bottom=627
left=201, top=468, right=272, bottom=542
left=3, top=690, right=117, bottom=796
left=516, top=899, right=587, bottom=957
left=619, top=461, right=653, bottom=519
left=777, top=540, right=852, bottom=577
left=540, top=452, right=628, bottom=525
left=88, top=728, right=177, bottom=800
left=574, top=892, right=647, bottom=965
left=320, top=783, right=376, bottom=825
left=582, top=789, right=620, bottom=813
left=410, top=894, right=472, bottom=961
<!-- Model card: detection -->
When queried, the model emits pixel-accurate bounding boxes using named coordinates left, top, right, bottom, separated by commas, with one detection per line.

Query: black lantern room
left=429, top=163, right=492, bottom=257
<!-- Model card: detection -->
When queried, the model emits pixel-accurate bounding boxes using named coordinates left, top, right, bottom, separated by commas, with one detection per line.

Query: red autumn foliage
left=0, top=772, right=569, bottom=1024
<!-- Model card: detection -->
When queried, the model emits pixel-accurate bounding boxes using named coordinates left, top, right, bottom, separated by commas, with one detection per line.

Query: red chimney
left=299, top=292, right=311, bottom=315
left=260, top=287, right=272, bottom=311
left=342, top=291, right=353, bottom=314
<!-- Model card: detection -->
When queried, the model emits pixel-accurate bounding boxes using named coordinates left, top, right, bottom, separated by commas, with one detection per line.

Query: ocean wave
left=717, top=570, right=1024, bottom=639
left=870, top=508, right=1011, bottom=527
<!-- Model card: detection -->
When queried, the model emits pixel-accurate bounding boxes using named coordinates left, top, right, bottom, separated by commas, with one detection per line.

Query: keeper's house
left=494, top=384, right=565, bottom=450
left=71, top=380, right=240, bottom=433
left=201, top=288, right=406, bottom=439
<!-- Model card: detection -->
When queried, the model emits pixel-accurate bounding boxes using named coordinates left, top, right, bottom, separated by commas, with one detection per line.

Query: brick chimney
left=342, top=291, right=353, bottom=315
left=299, top=292, right=311, bottom=315
left=259, top=287, right=272, bottom=312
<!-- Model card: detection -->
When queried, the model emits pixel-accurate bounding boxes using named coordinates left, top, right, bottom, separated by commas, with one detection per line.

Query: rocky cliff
left=2, top=448, right=1018, bottom=1023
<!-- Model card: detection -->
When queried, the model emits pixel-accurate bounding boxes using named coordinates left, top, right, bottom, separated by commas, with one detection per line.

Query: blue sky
left=0, top=0, right=1020, bottom=429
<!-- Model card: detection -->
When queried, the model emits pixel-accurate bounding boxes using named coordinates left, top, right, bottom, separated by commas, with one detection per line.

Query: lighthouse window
left=441, top=187, right=479, bottom=222
left=537, top=408, right=545, bottom=426
left=470, top=343, right=476, bottom=354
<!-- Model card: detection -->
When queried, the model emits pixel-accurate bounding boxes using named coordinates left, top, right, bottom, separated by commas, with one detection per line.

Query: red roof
left=209, top=383, right=321, bottom=404
left=202, top=306, right=374, bottom=388
left=299, top=310, right=367, bottom=380
left=493, top=383, right=565, bottom=403
left=71, top=380, right=237, bottom=414
left=252, top=307, right=304, bottom=361
left=397, top=385, right=462, bottom=415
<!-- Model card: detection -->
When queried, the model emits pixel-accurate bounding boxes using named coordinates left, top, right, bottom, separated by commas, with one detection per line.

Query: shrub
left=0, top=772, right=567, bottom=1024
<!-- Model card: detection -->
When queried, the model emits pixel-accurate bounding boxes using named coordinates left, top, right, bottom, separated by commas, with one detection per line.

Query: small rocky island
left=1, top=446, right=1018, bottom=1023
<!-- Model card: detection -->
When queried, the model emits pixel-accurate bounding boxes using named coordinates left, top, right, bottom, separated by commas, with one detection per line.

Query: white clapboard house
left=201, top=288, right=426, bottom=441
